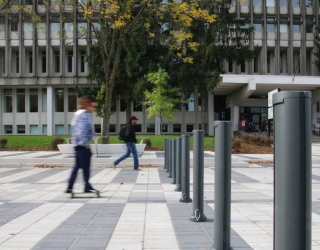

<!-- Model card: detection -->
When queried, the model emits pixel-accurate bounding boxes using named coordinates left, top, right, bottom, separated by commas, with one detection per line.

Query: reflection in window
left=51, top=23, right=60, bottom=32
left=68, top=88, right=77, bottom=112
left=4, top=89, right=12, bottom=113
left=55, top=125, right=64, bottom=134
left=23, top=23, right=33, bottom=32
left=30, top=125, right=39, bottom=134
left=162, top=124, right=168, bottom=133
left=292, top=0, right=299, bottom=7
left=30, top=89, right=38, bottom=112
left=266, top=24, right=275, bottom=32
left=253, top=0, right=262, bottom=5
left=54, top=50, right=60, bottom=73
left=80, top=50, right=87, bottom=73
left=279, top=0, right=287, bottom=6
left=17, top=89, right=25, bottom=113
left=42, top=125, right=47, bottom=134
left=146, top=124, right=155, bottom=133
left=266, top=0, right=275, bottom=6
left=64, top=23, right=73, bottom=32
left=186, top=94, right=194, bottom=112
left=293, top=25, right=300, bottom=33
left=4, top=125, right=12, bottom=134
left=173, top=124, right=181, bottom=133
left=253, top=23, right=262, bottom=32
left=17, top=125, right=25, bottom=134
left=280, top=24, right=287, bottom=33
left=55, top=88, right=64, bottom=112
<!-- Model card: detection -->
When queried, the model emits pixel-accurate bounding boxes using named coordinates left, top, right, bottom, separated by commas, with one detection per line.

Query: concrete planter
left=58, top=144, right=146, bottom=156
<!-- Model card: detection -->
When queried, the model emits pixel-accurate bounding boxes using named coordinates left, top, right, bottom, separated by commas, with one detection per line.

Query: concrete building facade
left=0, top=0, right=320, bottom=136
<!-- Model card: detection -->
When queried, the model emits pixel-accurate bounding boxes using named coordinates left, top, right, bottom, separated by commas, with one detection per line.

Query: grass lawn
left=0, top=134, right=215, bottom=151
left=0, top=134, right=274, bottom=153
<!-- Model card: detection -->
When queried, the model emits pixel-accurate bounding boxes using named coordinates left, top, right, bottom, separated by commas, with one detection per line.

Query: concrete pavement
left=0, top=146, right=320, bottom=249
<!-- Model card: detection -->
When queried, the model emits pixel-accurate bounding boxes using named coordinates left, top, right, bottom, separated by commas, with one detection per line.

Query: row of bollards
left=163, top=91, right=311, bottom=250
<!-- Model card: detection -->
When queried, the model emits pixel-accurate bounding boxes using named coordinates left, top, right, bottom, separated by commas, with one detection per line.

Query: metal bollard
left=171, top=139, right=176, bottom=184
left=179, top=134, right=192, bottom=203
left=164, top=139, right=168, bottom=170
left=190, top=130, right=207, bottom=222
left=212, top=121, right=232, bottom=250
left=167, top=139, right=171, bottom=173
left=174, top=137, right=182, bottom=192
left=273, top=91, right=312, bottom=250
left=168, top=139, right=173, bottom=178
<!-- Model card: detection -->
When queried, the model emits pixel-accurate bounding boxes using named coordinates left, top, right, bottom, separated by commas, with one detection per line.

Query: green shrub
left=0, top=138, right=8, bottom=148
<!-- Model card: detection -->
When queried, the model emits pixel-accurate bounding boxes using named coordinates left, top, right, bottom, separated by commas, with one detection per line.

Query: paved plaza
left=0, top=145, right=320, bottom=250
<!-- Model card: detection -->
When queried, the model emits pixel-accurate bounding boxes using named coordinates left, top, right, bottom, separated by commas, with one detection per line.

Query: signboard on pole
left=268, top=88, right=280, bottom=119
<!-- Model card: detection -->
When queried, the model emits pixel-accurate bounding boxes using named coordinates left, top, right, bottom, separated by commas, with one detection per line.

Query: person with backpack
left=65, top=95, right=99, bottom=194
left=113, top=116, right=141, bottom=170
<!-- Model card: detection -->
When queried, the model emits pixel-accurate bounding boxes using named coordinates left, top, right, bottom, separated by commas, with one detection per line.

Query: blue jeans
left=114, top=142, right=139, bottom=169
left=68, top=147, right=93, bottom=191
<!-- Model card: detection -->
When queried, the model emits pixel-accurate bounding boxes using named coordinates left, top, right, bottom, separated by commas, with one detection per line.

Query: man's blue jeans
left=114, top=142, right=139, bottom=169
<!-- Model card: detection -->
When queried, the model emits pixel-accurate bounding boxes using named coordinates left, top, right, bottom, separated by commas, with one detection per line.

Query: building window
left=4, top=89, right=12, bottom=113
left=51, top=23, right=60, bottom=32
left=254, top=56, right=259, bottom=73
left=306, top=17, right=313, bottom=33
left=11, top=22, right=18, bottom=32
left=12, top=51, right=19, bottom=74
left=54, top=50, right=60, bottom=73
left=0, top=49, right=5, bottom=75
left=17, top=125, right=25, bottom=134
left=241, top=62, right=246, bottom=73
left=109, top=124, right=116, bottom=132
left=64, top=23, right=73, bottom=32
left=253, top=0, right=262, bottom=6
left=279, top=0, right=287, bottom=6
left=78, top=22, right=87, bottom=32
left=186, top=94, right=195, bottom=112
left=266, top=24, right=275, bottom=32
left=292, top=0, right=299, bottom=7
left=120, top=99, right=126, bottom=111
left=68, top=88, right=77, bottom=112
left=240, top=0, right=249, bottom=6
left=266, top=0, right=275, bottom=6
left=305, top=0, right=312, bottom=6
left=253, top=23, right=262, bottom=32
left=67, top=51, right=73, bottom=73
left=42, top=125, right=47, bottom=134
left=42, top=88, right=47, bottom=112
left=293, top=24, right=300, bottom=33
left=280, top=24, right=288, bottom=33
left=293, top=51, right=300, bottom=74
left=30, top=89, right=38, bottom=112
left=17, top=89, right=25, bottom=113
left=280, top=51, right=288, bottom=74
left=267, top=51, right=275, bottom=74
left=4, top=125, right=12, bottom=134
left=173, top=124, right=181, bottom=133
left=135, top=124, right=142, bottom=133
left=55, top=88, right=64, bottom=112
left=55, top=125, right=64, bottom=134
left=146, top=123, right=155, bottom=133
left=94, top=124, right=101, bottom=133
left=162, top=124, right=168, bottom=132
left=68, top=124, right=73, bottom=134
left=30, top=125, right=39, bottom=134
left=80, top=50, right=87, bottom=73
left=186, top=124, right=194, bottom=133
left=0, top=22, right=4, bottom=32
left=28, top=51, right=33, bottom=73
left=23, top=23, right=33, bottom=32
left=133, top=100, right=143, bottom=111
left=38, top=23, right=46, bottom=33
left=41, top=51, right=46, bottom=73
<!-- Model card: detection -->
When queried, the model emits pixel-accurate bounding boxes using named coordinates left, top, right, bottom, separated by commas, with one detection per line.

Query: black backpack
left=118, top=125, right=127, bottom=141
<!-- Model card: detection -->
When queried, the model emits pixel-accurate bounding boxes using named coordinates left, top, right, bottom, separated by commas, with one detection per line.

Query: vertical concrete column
left=231, top=105, right=239, bottom=132
left=171, top=139, right=176, bottom=184
left=273, top=91, right=312, bottom=250
left=190, top=130, right=207, bottom=222
left=208, top=93, right=215, bottom=136
left=47, top=86, right=53, bottom=136
left=179, top=134, right=192, bottom=203
left=212, top=121, right=232, bottom=250
left=174, top=137, right=182, bottom=192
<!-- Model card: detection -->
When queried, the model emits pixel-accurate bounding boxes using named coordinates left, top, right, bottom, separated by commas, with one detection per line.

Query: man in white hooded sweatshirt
left=65, top=95, right=99, bottom=194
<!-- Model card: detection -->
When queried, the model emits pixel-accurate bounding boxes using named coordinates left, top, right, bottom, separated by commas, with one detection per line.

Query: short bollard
left=174, top=137, right=182, bottom=192
left=179, top=134, right=192, bottom=203
left=171, top=139, right=177, bottom=184
left=273, top=91, right=312, bottom=250
left=167, top=139, right=171, bottom=173
left=212, top=121, right=232, bottom=250
left=190, top=130, right=207, bottom=222
left=164, top=139, right=168, bottom=170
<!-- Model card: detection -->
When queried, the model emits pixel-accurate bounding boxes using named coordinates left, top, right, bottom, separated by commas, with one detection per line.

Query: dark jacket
left=125, top=122, right=137, bottom=143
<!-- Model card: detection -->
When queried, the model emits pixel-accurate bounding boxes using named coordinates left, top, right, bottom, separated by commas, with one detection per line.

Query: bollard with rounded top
left=212, top=121, right=232, bottom=250
left=171, top=139, right=177, bottom=184
left=164, top=139, right=168, bottom=170
left=179, top=134, right=192, bottom=203
left=190, top=130, right=207, bottom=222
left=273, top=91, right=311, bottom=250
left=174, top=137, right=182, bottom=192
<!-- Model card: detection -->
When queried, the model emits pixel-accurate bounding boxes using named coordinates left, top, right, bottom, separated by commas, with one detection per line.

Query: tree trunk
left=126, top=101, right=131, bottom=122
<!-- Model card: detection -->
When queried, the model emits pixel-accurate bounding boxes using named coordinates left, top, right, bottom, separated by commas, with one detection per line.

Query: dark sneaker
left=134, top=168, right=142, bottom=170
left=65, top=189, right=72, bottom=193
left=84, top=189, right=99, bottom=193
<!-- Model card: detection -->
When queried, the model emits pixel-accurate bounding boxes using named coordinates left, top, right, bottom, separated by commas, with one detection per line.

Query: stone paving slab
left=0, top=146, right=320, bottom=249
